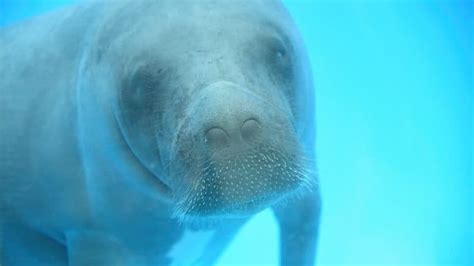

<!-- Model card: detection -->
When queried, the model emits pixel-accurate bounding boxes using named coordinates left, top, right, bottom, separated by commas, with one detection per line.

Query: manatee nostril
left=205, top=127, right=228, bottom=147
left=241, top=118, right=261, bottom=142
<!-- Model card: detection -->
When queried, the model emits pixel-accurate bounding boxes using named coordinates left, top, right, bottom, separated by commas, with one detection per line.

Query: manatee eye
left=124, top=70, right=154, bottom=109
left=267, top=37, right=292, bottom=80
left=119, top=66, right=164, bottom=126
left=274, top=43, right=287, bottom=61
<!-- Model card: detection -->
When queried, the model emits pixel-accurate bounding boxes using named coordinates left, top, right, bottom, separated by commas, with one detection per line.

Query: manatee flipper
left=273, top=189, right=321, bottom=266
left=1, top=220, right=67, bottom=266
left=66, top=231, right=132, bottom=266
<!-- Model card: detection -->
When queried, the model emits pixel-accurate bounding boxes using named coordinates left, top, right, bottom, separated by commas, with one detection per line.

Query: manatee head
left=89, top=0, right=316, bottom=222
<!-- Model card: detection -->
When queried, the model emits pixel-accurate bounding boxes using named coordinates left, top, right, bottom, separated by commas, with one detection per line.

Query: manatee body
left=0, top=0, right=320, bottom=265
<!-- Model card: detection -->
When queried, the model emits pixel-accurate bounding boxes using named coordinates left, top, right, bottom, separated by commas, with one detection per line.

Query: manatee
left=0, top=0, right=320, bottom=265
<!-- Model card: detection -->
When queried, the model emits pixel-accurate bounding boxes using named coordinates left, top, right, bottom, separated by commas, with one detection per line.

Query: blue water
left=1, top=0, right=472, bottom=265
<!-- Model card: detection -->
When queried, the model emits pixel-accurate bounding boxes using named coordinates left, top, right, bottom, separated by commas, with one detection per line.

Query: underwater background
left=0, top=0, right=472, bottom=265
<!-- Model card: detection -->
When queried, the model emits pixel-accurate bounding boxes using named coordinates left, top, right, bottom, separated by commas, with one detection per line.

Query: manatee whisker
left=172, top=144, right=318, bottom=222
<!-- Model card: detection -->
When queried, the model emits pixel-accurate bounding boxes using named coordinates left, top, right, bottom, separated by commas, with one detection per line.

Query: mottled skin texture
left=0, top=0, right=320, bottom=265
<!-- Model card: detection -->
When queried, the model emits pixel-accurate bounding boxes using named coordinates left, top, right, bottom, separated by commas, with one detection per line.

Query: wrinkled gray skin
left=0, top=0, right=320, bottom=265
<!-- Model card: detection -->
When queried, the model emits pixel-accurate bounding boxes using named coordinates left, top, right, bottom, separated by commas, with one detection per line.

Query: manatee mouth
left=174, top=145, right=314, bottom=220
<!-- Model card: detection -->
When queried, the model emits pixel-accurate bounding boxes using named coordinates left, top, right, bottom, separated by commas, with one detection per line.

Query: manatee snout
left=172, top=81, right=309, bottom=219
left=205, top=117, right=262, bottom=150
left=197, top=83, right=265, bottom=155
left=185, top=81, right=289, bottom=158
